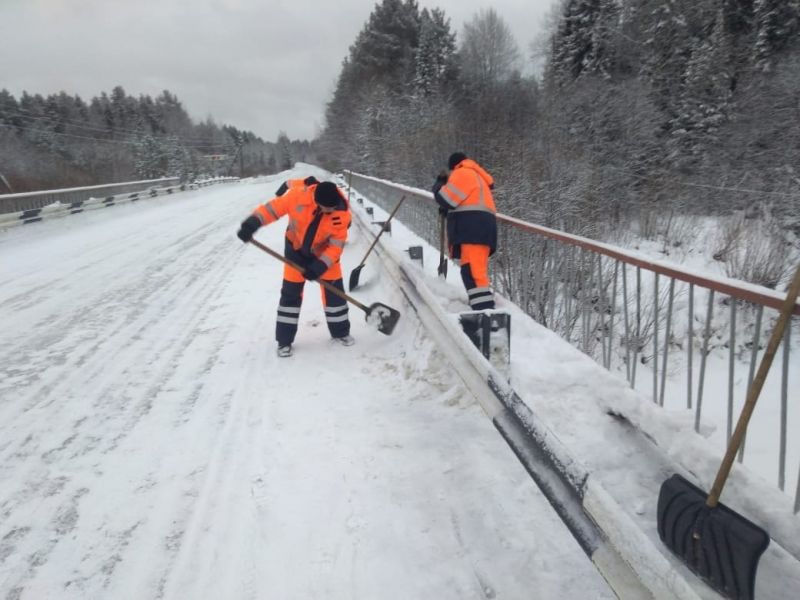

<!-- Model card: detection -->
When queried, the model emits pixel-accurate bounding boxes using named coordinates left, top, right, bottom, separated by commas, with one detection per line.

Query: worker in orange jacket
left=432, top=152, right=497, bottom=311
left=237, top=180, right=353, bottom=357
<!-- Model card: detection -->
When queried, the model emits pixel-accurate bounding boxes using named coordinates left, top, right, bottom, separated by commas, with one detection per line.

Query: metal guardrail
left=0, top=177, right=239, bottom=228
left=0, top=177, right=180, bottom=214
left=344, top=170, right=800, bottom=512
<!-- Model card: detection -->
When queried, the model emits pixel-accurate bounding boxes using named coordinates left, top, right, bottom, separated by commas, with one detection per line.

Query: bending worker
left=237, top=180, right=353, bottom=357
left=432, top=152, right=497, bottom=311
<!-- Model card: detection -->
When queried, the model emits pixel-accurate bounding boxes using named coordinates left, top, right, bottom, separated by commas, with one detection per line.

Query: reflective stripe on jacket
left=253, top=183, right=350, bottom=268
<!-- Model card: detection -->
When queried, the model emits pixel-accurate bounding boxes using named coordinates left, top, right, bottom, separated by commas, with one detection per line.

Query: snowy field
left=0, top=171, right=614, bottom=599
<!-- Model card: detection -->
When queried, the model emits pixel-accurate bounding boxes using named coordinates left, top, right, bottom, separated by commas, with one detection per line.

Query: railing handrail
left=348, top=170, right=800, bottom=315
left=346, top=169, right=800, bottom=513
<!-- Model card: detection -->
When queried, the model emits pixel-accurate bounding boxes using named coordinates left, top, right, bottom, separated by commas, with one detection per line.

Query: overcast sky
left=0, top=0, right=557, bottom=142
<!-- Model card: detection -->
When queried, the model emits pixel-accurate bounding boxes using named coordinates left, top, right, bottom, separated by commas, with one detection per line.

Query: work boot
left=332, top=334, right=355, bottom=346
left=277, top=344, right=293, bottom=357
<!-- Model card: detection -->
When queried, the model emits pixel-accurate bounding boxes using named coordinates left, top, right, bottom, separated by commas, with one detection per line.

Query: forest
left=316, top=0, right=800, bottom=287
left=0, top=86, right=310, bottom=191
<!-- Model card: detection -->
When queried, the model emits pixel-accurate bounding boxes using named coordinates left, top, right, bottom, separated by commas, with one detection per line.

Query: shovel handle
left=438, top=212, right=448, bottom=276
left=248, top=238, right=369, bottom=313
left=707, top=261, right=800, bottom=507
left=356, top=195, right=406, bottom=268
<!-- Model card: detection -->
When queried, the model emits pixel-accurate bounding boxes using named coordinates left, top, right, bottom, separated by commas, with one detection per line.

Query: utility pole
left=227, top=142, right=244, bottom=177
left=0, top=173, right=12, bottom=193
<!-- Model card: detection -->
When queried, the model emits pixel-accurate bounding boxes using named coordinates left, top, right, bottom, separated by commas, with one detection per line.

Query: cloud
left=0, top=0, right=555, bottom=141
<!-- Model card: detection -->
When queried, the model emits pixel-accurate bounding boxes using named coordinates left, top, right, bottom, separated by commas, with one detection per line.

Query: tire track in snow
left=0, top=191, right=262, bottom=598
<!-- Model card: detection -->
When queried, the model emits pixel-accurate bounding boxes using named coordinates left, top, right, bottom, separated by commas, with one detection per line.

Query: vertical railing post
left=653, top=272, right=659, bottom=404
left=695, top=290, right=715, bottom=433
left=727, top=299, right=737, bottom=442
left=659, top=278, right=675, bottom=407
left=687, top=283, right=694, bottom=410
left=779, top=324, right=790, bottom=491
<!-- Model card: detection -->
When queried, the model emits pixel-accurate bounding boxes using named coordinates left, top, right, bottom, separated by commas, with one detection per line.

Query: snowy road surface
left=0, top=173, right=613, bottom=599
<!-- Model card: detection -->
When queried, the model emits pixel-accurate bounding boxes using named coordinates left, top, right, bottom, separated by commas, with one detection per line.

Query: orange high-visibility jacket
left=436, top=158, right=496, bottom=213
left=253, top=183, right=350, bottom=269
left=434, top=158, right=497, bottom=254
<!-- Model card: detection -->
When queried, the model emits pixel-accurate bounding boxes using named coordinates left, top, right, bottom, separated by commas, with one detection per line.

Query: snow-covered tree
left=459, top=8, right=520, bottom=85
left=413, top=8, right=457, bottom=97
left=276, top=132, right=293, bottom=170
left=669, top=7, right=736, bottom=164
left=551, top=0, right=621, bottom=83
left=134, top=134, right=165, bottom=179
left=349, top=0, right=421, bottom=92
left=754, top=0, right=800, bottom=70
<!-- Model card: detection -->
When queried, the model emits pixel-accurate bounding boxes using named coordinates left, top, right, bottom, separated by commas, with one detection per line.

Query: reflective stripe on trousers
left=459, top=243, right=494, bottom=310
left=275, top=278, right=350, bottom=345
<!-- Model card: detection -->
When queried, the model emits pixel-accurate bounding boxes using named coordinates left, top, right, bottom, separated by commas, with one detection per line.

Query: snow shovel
left=348, top=195, right=405, bottom=291
left=437, top=212, right=448, bottom=279
left=248, top=238, right=401, bottom=336
left=657, top=261, right=800, bottom=600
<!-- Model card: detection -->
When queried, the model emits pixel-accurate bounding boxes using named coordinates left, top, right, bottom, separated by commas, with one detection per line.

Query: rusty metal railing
left=344, top=170, right=800, bottom=512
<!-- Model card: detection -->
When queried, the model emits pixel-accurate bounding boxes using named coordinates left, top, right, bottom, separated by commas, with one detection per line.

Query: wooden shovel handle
left=248, top=238, right=369, bottom=312
left=707, top=261, right=800, bottom=507
left=356, top=195, right=406, bottom=268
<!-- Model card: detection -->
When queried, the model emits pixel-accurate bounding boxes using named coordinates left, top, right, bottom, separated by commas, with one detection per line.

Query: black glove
left=303, top=176, right=319, bottom=185
left=438, top=206, right=448, bottom=217
left=237, top=215, right=261, bottom=242
left=304, top=258, right=328, bottom=280
left=432, top=171, right=448, bottom=194
left=275, top=181, right=289, bottom=196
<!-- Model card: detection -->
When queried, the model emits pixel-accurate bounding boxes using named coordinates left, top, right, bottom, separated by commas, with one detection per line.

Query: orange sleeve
left=253, top=191, right=293, bottom=225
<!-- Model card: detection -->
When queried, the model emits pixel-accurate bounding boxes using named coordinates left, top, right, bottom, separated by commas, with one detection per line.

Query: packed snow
left=0, top=170, right=615, bottom=599
left=345, top=176, right=800, bottom=599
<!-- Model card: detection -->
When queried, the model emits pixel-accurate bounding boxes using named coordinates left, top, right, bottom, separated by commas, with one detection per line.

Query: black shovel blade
left=348, top=265, right=364, bottom=291
left=437, top=257, right=447, bottom=279
left=365, top=302, right=401, bottom=335
left=657, top=474, right=769, bottom=600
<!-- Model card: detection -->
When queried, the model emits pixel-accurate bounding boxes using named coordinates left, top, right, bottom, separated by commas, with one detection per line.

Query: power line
left=604, top=165, right=800, bottom=199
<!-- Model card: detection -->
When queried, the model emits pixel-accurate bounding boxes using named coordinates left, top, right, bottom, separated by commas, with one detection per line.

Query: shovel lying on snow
left=658, top=261, right=800, bottom=600
left=348, top=195, right=405, bottom=291
left=248, top=238, right=401, bottom=336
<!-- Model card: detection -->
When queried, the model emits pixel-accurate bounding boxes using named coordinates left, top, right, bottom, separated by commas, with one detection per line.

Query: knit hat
left=448, top=152, right=467, bottom=170
left=314, top=181, right=340, bottom=208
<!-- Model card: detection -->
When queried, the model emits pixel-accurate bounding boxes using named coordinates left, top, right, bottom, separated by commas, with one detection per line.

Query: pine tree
left=551, top=0, right=621, bottom=84
left=134, top=134, right=165, bottom=179
left=165, top=135, right=192, bottom=181
left=0, top=89, right=20, bottom=127
left=276, top=132, right=293, bottom=170
left=413, top=8, right=457, bottom=97
left=348, top=0, right=421, bottom=93
left=671, top=7, right=735, bottom=164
